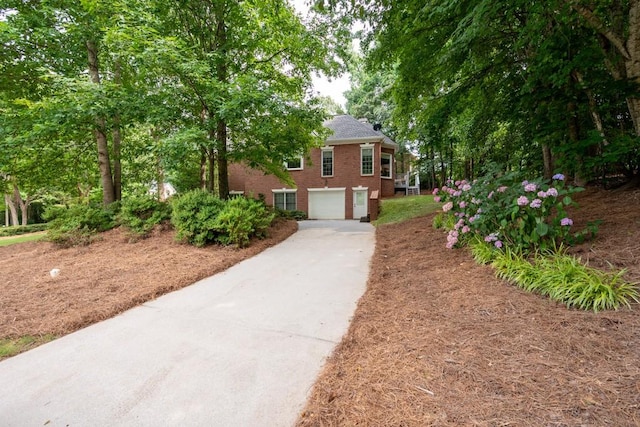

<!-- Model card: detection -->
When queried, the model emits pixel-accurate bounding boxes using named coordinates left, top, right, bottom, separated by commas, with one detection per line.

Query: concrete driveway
left=0, top=220, right=375, bottom=426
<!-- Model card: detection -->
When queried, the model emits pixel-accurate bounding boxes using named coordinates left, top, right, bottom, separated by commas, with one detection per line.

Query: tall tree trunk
left=542, top=144, right=554, bottom=180
left=86, top=40, right=115, bottom=205
left=567, top=101, right=587, bottom=186
left=215, top=11, right=230, bottom=199
left=200, top=147, right=207, bottom=190
left=11, top=183, right=29, bottom=226
left=4, top=194, right=18, bottom=226
left=112, top=59, right=123, bottom=201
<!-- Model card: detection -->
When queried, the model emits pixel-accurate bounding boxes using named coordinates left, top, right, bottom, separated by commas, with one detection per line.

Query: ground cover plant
left=431, top=171, right=638, bottom=311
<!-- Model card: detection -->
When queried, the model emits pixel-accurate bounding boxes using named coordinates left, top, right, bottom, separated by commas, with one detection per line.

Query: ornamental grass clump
left=491, top=249, right=639, bottom=312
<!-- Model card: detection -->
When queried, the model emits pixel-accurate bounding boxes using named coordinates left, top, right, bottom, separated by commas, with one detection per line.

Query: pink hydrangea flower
left=461, top=225, right=470, bottom=233
left=560, top=217, right=573, bottom=226
left=487, top=191, right=494, bottom=199
left=537, top=190, right=547, bottom=198
left=524, top=183, right=537, bottom=192
left=517, top=196, right=529, bottom=206
left=497, top=186, right=508, bottom=193
left=546, top=187, right=558, bottom=197
left=459, top=201, right=467, bottom=208
left=434, top=196, right=441, bottom=202
left=442, top=202, right=454, bottom=212
left=432, top=188, right=439, bottom=195
left=530, top=199, right=542, bottom=208
left=495, top=240, right=503, bottom=249
left=462, top=184, right=472, bottom=191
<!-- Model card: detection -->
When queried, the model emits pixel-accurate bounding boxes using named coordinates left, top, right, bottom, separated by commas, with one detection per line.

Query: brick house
left=228, top=114, right=398, bottom=220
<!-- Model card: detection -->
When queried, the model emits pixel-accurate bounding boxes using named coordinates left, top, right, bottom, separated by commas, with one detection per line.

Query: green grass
left=0, top=232, right=46, bottom=247
left=0, top=335, right=57, bottom=359
left=374, top=195, right=440, bottom=225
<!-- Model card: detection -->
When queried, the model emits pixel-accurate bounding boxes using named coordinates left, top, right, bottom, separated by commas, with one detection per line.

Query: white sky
left=291, top=0, right=351, bottom=109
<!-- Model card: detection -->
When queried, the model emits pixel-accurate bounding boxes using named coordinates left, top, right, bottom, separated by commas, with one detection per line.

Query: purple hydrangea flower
left=560, top=217, right=573, bottom=226
left=553, top=173, right=565, bottom=181
left=495, top=240, right=503, bottom=249
left=537, top=190, right=547, bottom=198
left=524, top=183, right=537, bottom=192
left=530, top=199, right=542, bottom=208
left=546, top=187, right=558, bottom=197
left=517, top=196, right=529, bottom=206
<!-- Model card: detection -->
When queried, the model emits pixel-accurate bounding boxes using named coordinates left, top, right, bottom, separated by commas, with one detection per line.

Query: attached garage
left=308, top=188, right=346, bottom=219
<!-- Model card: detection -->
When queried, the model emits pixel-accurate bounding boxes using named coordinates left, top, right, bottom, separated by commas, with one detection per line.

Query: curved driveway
left=0, top=220, right=375, bottom=426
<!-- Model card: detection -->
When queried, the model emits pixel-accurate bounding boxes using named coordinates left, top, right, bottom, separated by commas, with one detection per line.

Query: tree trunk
left=200, top=148, right=207, bottom=190
left=215, top=10, right=230, bottom=200
left=4, top=194, right=18, bottom=226
left=568, top=101, right=587, bottom=186
left=542, top=144, right=554, bottom=180
left=112, top=59, right=123, bottom=201
left=86, top=40, right=115, bottom=205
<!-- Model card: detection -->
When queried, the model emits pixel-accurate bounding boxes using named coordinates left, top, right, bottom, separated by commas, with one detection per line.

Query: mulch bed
left=297, top=187, right=640, bottom=426
left=0, top=219, right=297, bottom=341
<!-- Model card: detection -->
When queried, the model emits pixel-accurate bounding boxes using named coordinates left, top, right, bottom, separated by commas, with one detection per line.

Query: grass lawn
left=0, top=335, right=57, bottom=359
left=374, top=195, right=440, bottom=225
left=0, top=232, right=46, bottom=247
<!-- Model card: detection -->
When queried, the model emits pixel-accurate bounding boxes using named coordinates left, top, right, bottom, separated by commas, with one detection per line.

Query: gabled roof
left=324, top=115, right=398, bottom=149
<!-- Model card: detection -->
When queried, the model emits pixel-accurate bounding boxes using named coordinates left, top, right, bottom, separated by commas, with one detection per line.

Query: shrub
left=276, top=209, right=307, bottom=221
left=214, top=197, right=275, bottom=247
left=44, top=203, right=117, bottom=246
left=120, top=196, right=172, bottom=236
left=0, top=223, right=48, bottom=237
left=433, top=171, right=594, bottom=253
left=171, top=190, right=226, bottom=247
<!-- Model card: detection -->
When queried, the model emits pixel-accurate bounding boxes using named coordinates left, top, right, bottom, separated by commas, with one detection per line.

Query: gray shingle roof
left=324, top=115, right=397, bottom=148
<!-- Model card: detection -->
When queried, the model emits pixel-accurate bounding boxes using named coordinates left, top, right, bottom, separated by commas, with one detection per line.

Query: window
left=361, top=145, right=374, bottom=176
left=273, top=189, right=297, bottom=211
left=381, top=153, right=392, bottom=178
left=321, top=147, right=333, bottom=177
left=285, top=156, right=303, bottom=170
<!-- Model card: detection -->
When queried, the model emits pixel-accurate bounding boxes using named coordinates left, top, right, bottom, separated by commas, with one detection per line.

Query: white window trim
left=285, top=156, right=304, bottom=171
left=272, top=188, right=297, bottom=211
left=321, top=146, right=334, bottom=177
left=380, top=152, right=393, bottom=179
left=360, top=143, right=374, bottom=176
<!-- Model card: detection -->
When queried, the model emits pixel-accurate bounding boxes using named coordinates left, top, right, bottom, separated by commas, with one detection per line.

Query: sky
left=290, top=0, right=351, bottom=109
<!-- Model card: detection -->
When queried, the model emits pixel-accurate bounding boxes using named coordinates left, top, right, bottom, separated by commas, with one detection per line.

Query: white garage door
left=308, top=188, right=346, bottom=219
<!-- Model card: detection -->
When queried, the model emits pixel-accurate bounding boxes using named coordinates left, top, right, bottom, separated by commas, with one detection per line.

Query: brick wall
left=229, top=141, right=390, bottom=218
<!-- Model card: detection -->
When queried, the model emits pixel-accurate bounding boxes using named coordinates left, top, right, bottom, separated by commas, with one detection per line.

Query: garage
left=308, top=188, right=346, bottom=219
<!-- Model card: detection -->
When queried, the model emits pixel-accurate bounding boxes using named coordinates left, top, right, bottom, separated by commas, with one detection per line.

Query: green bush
left=433, top=169, right=590, bottom=253
left=276, top=209, right=307, bottom=221
left=214, top=197, right=275, bottom=247
left=44, top=203, right=117, bottom=246
left=171, top=190, right=226, bottom=247
left=120, top=196, right=172, bottom=236
left=0, top=223, right=48, bottom=237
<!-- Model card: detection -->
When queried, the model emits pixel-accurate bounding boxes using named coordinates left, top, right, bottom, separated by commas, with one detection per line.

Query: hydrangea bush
left=433, top=172, right=583, bottom=253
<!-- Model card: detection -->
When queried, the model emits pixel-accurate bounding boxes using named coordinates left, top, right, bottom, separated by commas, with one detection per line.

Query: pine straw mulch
left=0, top=219, right=297, bottom=344
left=297, top=187, right=640, bottom=426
